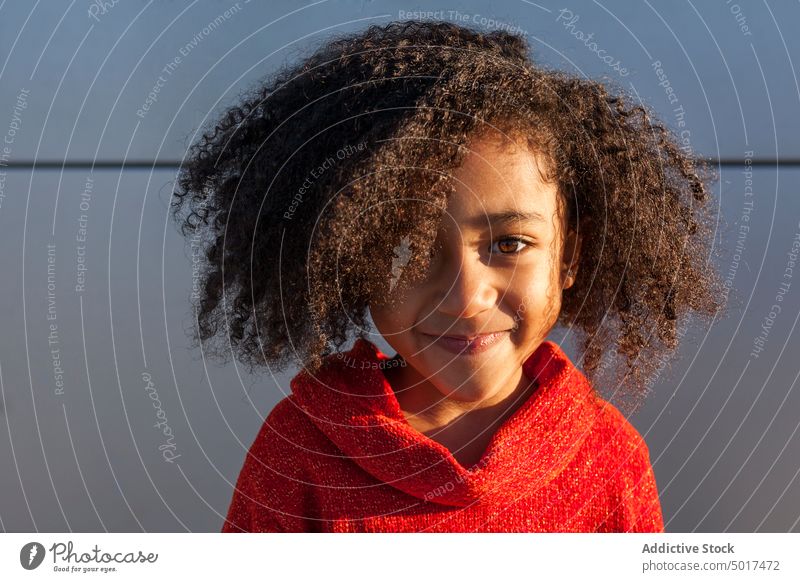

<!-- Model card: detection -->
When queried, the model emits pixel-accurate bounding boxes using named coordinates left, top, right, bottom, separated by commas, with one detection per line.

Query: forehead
left=444, top=133, right=560, bottom=228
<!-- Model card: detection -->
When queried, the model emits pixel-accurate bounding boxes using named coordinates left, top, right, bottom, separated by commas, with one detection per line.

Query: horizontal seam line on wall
left=0, top=158, right=794, bottom=170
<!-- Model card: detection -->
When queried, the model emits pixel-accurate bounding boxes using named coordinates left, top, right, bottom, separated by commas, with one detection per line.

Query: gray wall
left=0, top=0, right=797, bottom=532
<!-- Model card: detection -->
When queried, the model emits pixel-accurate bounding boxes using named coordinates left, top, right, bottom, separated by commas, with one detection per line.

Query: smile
left=422, top=331, right=510, bottom=356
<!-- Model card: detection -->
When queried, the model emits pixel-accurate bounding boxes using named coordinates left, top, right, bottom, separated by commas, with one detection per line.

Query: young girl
left=172, top=20, right=723, bottom=532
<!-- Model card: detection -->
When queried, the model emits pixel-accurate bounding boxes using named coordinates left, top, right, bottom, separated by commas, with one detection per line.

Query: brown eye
left=491, top=237, right=529, bottom=255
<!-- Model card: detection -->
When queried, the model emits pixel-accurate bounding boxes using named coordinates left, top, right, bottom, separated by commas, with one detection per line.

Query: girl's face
left=370, top=131, right=581, bottom=404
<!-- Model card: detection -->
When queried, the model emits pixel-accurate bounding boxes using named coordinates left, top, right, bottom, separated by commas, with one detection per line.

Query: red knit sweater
left=222, top=338, right=664, bottom=532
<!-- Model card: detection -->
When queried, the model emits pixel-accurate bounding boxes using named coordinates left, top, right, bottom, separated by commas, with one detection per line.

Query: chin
left=431, top=373, right=501, bottom=403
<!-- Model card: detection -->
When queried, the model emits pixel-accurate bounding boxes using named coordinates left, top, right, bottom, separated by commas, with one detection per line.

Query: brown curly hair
left=171, top=19, right=725, bottom=409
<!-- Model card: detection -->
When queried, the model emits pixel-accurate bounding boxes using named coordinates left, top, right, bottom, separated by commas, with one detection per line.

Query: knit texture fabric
left=222, top=338, right=664, bottom=532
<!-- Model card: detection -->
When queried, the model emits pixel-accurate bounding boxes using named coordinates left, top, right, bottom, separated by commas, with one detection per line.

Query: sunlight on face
left=369, top=129, right=580, bottom=404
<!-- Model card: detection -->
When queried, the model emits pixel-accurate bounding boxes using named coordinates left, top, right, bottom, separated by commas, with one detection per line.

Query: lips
left=421, top=330, right=510, bottom=356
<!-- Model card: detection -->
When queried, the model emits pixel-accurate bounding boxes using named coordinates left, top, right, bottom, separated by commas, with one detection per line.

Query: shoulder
left=245, top=395, right=331, bottom=466
left=579, top=394, right=664, bottom=531
left=575, top=392, right=658, bottom=490
left=222, top=396, right=323, bottom=532
left=253, top=395, right=316, bottom=445
left=231, top=395, right=318, bottom=490
left=586, top=394, right=652, bottom=464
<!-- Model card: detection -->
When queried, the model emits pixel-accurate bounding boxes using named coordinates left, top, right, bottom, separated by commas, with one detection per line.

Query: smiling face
left=369, top=129, right=581, bottom=406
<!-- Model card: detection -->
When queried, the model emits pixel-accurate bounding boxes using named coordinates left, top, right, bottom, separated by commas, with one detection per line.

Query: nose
left=434, top=245, right=497, bottom=320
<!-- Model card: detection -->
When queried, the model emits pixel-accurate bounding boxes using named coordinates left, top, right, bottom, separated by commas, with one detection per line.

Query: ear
left=561, top=221, right=583, bottom=290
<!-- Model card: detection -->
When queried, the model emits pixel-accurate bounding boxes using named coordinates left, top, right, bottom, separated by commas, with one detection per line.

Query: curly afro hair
left=171, top=19, right=725, bottom=408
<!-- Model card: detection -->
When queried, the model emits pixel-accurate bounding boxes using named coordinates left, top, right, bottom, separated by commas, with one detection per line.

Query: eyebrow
left=466, top=210, right=548, bottom=228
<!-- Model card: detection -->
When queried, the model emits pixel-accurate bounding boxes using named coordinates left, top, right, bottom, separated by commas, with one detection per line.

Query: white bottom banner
left=2, top=533, right=797, bottom=581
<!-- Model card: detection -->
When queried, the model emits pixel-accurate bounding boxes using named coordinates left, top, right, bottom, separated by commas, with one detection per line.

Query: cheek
left=509, top=264, right=562, bottom=328
left=370, top=305, right=398, bottom=336
left=370, top=292, right=418, bottom=336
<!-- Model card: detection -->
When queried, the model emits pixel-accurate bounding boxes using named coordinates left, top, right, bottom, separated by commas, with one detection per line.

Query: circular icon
left=20, top=542, right=46, bottom=570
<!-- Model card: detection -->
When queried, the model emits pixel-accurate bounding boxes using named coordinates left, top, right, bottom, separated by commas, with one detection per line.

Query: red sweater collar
left=290, top=338, right=599, bottom=507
